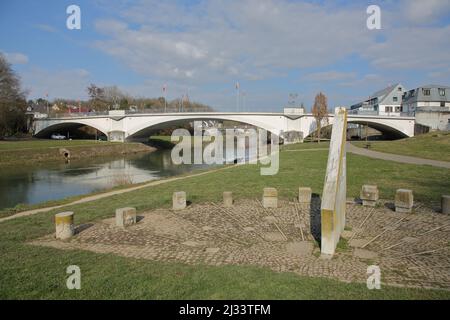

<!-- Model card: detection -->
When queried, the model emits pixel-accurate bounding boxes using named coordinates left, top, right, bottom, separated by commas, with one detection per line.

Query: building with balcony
left=350, top=83, right=406, bottom=116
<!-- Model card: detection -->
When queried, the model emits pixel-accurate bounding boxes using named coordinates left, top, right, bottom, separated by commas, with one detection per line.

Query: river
left=0, top=149, right=212, bottom=210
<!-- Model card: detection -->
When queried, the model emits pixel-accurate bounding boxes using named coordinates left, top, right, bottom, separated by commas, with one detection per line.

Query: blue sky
left=1, top=0, right=450, bottom=112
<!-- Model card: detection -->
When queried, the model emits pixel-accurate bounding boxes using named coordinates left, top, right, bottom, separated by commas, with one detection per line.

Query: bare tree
left=0, top=53, right=27, bottom=137
left=312, top=92, right=329, bottom=143
left=103, top=86, right=125, bottom=110
left=87, top=84, right=107, bottom=111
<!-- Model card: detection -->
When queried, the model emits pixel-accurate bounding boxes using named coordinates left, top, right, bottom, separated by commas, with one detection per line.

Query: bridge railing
left=348, top=109, right=415, bottom=117
left=38, top=108, right=222, bottom=118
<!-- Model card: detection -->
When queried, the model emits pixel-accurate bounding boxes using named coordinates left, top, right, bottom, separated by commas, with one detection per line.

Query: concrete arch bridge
left=33, top=111, right=415, bottom=142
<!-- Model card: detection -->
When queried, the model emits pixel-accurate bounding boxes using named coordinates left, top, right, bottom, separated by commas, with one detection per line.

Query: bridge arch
left=125, top=114, right=282, bottom=141
left=34, top=120, right=109, bottom=139
left=304, top=118, right=410, bottom=140
left=346, top=119, right=409, bottom=139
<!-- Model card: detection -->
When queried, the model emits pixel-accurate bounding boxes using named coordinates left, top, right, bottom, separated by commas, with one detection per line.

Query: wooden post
left=320, top=107, right=347, bottom=256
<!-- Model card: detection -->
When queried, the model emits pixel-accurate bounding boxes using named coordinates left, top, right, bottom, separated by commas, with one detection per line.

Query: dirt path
left=347, top=142, right=450, bottom=169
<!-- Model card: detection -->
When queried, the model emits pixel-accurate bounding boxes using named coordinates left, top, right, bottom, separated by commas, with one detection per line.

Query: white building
left=350, top=83, right=406, bottom=116
left=403, top=85, right=450, bottom=131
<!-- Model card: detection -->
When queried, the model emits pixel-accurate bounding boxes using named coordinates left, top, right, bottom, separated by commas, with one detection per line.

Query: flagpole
left=236, top=82, right=240, bottom=112
left=163, top=84, right=167, bottom=113
left=46, top=92, right=49, bottom=116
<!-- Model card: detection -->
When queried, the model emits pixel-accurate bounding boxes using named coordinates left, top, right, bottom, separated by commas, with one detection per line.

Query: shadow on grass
left=75, top=223, right=94, bottom=234
left=310, top=193, right=322, bottom=245
left=384, top=202, right=396, bottom=212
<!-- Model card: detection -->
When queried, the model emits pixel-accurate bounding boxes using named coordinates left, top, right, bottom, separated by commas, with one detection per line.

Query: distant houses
left=350, top=83, right=406, bottom=117
left=403, top=85, right=450, bottom=131
left=350, top=83, right=450, bottom=131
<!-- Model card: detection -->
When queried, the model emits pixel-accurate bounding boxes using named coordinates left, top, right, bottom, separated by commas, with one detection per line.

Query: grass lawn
left=352, top=132, right=450, bottom=162
left=1, top=143, right=450, bottom=299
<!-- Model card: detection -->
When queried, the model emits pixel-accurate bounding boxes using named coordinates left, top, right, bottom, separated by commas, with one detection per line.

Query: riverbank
left=0, top=140, right=156, bottom=165
left=1, top=142, right=450, bottom=299
left=2, top=140, right=449, bottom=219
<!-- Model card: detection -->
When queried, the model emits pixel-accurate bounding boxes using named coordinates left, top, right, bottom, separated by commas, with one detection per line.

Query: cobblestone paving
left=31, top=199, right=450, bottom=290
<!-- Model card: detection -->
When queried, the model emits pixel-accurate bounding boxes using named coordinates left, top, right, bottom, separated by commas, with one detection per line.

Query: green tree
left=119, top=98, right=129, bottom=110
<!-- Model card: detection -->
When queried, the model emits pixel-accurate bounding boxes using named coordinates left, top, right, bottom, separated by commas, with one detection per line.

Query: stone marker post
left=55, top=211, right=75, bottom=240
left=173, top=191, right=187, bottom=210
left=395, top=189, right=414, bottom=213
left=223, top=192, right=233, bottom=207
left=441, top=195, right=450, bottom=214
left=360, top=185, right=379, bottom=207
left=320, top=107, right=347, bottom=256
left=298, top=187, right=312, bottom=204
left=263, top=188, right=278, bottom=208
left=115, top=207, right=137, bottom=227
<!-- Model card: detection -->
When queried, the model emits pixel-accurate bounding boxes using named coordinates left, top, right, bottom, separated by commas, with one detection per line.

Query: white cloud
left=340, top=74, right=385, bottom=88
left=402, top=0, right=450, bottom=25
left=305, top=71, right=357, bottom=82
left=362, top=25, right=450, bottom=70
left=2, top=51, right=29, bottom=64
left=428, top=67, right=450, bottom=80
left=93, top=0, right=375, bottom=83
left=16, top=0, right=446, bottom=109
left=35, top=24, right=58, bottom=33
left=91, top=0, right=450, bottom=90
left=21, top=68, right=91, bottom=100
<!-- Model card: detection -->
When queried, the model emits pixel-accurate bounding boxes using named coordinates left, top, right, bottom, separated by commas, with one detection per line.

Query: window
left=395, top=106, right=402, bottom=112
left=385, top=106, right=393, bottom=113
left=398, top=87, right=402, bottom=91
left=422, top=88, right=431, bottom=96
left=441, top=102, right=446, bottom=107
left=439, top=88, right=446, bottom=96
left=393, top=97, right=398, bottom=102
